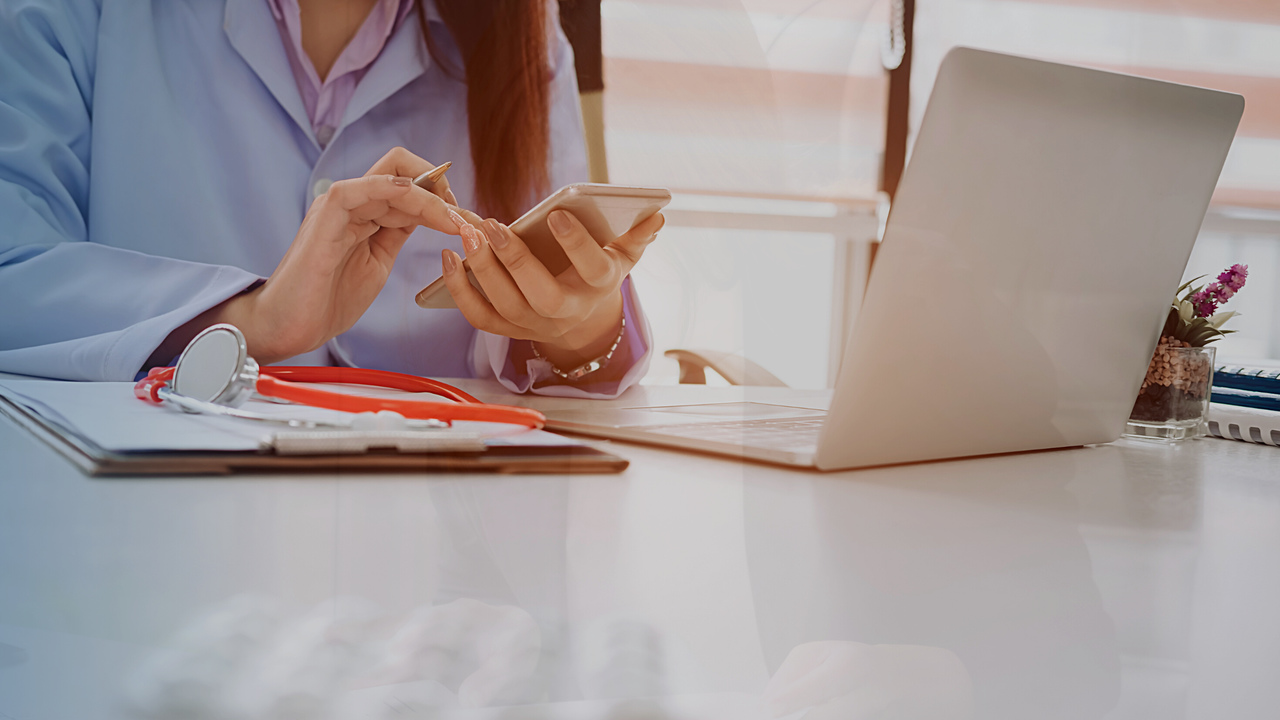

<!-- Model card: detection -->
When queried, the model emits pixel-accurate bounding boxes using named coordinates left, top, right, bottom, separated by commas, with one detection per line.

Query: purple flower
left=1190, top=288, right=1219, bottom=318
left=1224, top=264, right=1249, bottom=292
left=1189, top=264, right=1249, bottom=318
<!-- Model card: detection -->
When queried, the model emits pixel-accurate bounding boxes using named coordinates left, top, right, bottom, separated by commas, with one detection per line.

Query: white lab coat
left=0, top=0, right=651, bottom=395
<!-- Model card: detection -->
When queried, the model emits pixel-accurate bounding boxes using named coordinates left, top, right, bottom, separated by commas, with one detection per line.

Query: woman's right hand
left=149, top=148, right=457, bottom=367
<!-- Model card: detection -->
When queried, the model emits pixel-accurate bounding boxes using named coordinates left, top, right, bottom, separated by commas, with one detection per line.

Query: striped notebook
left=1207, top=402, right=1280, bottom=447
left=1213, top=364, right=1280, bottom=412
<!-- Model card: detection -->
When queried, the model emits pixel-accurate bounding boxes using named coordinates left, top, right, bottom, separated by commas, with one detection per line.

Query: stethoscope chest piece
left=171, top=324, right=260, bottom=408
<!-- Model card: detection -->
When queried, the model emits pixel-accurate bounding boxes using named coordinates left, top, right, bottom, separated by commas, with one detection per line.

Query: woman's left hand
left=441, top=208, right=664, bottom=369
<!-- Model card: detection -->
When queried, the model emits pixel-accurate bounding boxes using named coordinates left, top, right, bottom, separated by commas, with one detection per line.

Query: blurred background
left=565, top=0, right=1280, bottom=387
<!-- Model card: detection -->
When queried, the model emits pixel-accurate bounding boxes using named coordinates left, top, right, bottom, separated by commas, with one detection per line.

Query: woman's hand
left=441, top=208, right=664, bottom=369
left=149, top=148, right=457, bottom=367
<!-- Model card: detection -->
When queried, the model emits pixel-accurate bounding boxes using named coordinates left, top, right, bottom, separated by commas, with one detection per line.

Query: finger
left=446, top=207, right=479, bottom=233
left=314, top=177, right=427, bottom=249
left=369, top=208, right=429, bottom=229
left=429, top=175, right=456, bottom=207
left=414, top=169, right=455, bottom=207
left=365, top=146, right=433, bottom=180
left=350, top=203, right=438, bottom=230
left=605, top=212, right=665, bottom=268
left=324, top=174, right=413, bottom=212
left=380, top=182, right=462, bottom=236
left=349, top=199, right=391, bottom=224
left=367, top=226, right=413, bottom=268
left=547, top=210, right=614, bottom=288
left=348, top=219, right=380, bottom=244
left=365, top=146, right=458, bottom=207
left=458, top=219, right=552, bottom=328
left=305, top=177, right=420, bottom=258
left=452, top=206, right=486, bottom=226
left=480, top=220, right=572, bottom=318
left=441, top=250, right=533, bottom=339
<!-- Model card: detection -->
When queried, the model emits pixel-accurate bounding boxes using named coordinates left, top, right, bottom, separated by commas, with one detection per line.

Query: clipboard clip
left=269, top=430, right=486, bottom=455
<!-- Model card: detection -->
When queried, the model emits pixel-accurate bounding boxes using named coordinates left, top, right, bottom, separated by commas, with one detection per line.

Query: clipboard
left=0, top=380, right=628, bottom=476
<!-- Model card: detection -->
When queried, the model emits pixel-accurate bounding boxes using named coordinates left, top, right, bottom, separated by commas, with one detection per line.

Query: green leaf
left=1185, top=325, right=1224, bottom=347
left=1176, top=275, right=1207, bottom=295
left=1207, top=310, right=1238, bottom=329
left=1177, top=318, right=1207, bottom=340
left=1162, top=307, right=1180, bottom=337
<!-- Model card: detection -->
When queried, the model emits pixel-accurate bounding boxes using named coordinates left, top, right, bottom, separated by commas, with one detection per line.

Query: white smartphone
left=415, top=183, right=671, bottom=309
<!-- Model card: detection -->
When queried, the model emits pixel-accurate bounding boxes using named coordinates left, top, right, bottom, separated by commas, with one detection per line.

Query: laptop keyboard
left=642, top=416, right=825, bottom=452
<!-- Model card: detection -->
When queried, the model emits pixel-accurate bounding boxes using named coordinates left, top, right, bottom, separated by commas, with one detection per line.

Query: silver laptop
left=541, top=47, right=1244, bottom=470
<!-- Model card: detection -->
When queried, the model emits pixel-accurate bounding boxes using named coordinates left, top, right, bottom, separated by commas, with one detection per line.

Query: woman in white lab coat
left=0, top=0, right=659, bottom=397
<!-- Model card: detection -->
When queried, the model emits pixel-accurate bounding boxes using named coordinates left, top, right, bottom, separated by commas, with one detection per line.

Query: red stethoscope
left=134, top=324, right=545, bottom=429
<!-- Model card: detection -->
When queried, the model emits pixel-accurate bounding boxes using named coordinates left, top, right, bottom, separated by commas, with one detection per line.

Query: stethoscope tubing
left=156, top=386, right=449, bottom=430
left=255, top=373, right=545, bottom=427
left=262, top=366, right=482, bottom=403
left=137, top=365, right=546, bottom=429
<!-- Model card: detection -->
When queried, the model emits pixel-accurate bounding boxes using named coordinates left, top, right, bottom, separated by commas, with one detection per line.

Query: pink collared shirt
left=266, top=0, right=413, bottom=146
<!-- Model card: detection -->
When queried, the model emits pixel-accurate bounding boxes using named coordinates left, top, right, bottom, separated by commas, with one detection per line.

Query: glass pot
left=1125, top=341, right=1215, bottom=442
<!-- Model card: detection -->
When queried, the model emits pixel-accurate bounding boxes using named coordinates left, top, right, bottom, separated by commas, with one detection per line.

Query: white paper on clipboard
left=0, top=379, right=582, bottom=455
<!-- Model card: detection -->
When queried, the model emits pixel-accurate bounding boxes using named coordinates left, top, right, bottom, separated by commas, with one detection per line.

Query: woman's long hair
left=419, top=0, right=551, bottom=223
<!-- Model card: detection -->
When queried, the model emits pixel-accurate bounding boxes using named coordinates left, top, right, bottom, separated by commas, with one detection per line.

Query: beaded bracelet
left=531, top=317, right=627, bottom=381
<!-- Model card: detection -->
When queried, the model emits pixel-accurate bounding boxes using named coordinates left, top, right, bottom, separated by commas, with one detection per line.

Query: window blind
left=600, top=0, right=889, bottom=200
left=912, top=0, right=1280, bottom=209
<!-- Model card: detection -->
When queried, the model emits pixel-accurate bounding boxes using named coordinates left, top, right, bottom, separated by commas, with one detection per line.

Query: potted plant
left=1126, top=264, right=1248, bottom=441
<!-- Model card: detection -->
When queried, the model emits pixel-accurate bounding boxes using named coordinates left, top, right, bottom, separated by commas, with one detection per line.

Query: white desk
left=1, top=380, right=1278, bottom=719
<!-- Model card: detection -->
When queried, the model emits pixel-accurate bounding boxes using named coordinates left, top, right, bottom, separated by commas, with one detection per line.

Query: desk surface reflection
left=1, top=383, right=1278, bottom=719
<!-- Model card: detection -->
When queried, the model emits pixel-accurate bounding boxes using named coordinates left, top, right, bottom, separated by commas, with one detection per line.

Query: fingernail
left=392, top=176, right=412, bottom=186
left=483, top=219, right=508, bottom=249
left=442, top=249, right=457, bottom=273
left=447, top=208, right=468, bottom=229
left=549, top=210, right=571, bottom=234
left=462, top=226, right=483, bottom=253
